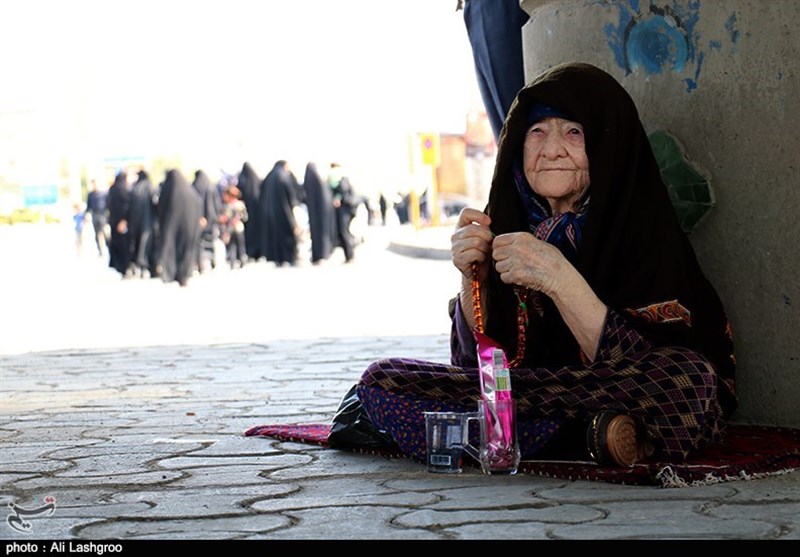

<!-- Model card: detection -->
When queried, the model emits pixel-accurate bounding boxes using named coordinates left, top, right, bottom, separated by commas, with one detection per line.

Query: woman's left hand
left=492, top=232, right=570, bottom=297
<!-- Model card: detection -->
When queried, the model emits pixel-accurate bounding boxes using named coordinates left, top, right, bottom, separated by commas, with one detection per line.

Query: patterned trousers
left=356, top=311, right=726, bottom=463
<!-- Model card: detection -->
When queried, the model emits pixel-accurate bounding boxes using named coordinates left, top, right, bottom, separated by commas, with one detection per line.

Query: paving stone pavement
left=1, top=223, right=799, bottom=542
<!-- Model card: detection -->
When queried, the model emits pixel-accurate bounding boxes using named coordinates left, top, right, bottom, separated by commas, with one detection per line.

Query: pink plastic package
left=475, top=330, right=517, bottom=472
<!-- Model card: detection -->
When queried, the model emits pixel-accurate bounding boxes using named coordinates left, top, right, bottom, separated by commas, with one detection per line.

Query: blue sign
left=23, top=185, right=58, bottom=207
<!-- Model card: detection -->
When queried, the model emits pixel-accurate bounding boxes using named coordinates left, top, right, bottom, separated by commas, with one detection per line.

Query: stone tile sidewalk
left=2, top=337, right=800, bottom=541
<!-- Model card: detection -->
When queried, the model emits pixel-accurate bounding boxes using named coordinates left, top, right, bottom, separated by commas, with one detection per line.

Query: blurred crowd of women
left=78, top=161, right=374, bottom=286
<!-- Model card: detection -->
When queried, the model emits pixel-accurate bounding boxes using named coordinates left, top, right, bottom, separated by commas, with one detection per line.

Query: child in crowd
left=218, top=185, right=248, bottom=268
left=72, top=202, right=87, bottom=255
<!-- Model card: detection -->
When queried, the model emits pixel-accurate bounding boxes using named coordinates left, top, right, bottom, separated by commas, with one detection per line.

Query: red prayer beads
left=470, top=262, right=530, bottom=368
left=471, top=262, right=484, bottom=334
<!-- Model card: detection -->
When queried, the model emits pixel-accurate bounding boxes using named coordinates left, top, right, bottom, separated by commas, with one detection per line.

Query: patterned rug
left=245, top=423, right=800, bottom=488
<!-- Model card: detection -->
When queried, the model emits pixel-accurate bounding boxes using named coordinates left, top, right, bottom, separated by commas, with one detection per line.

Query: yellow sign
left=419, top=133, right=440, bottom=166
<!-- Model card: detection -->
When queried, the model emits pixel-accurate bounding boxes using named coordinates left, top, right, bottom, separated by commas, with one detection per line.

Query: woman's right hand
left=451, top=208, right=493, bottom=282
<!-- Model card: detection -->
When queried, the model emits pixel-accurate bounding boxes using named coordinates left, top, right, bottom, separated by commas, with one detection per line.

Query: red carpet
left=244, top=423, right=800, bottom=488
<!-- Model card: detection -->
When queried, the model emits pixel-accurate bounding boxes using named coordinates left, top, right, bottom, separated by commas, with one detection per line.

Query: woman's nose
left=541, top=133, right=567, bottom=158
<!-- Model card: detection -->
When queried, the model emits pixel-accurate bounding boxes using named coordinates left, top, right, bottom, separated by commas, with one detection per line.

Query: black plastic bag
left=328, top=384, right=396, bottom=449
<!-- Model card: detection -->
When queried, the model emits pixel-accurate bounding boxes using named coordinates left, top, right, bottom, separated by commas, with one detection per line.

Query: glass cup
left=423, top=411, right=477, bottom=474
left=465, top=398, right=520, bottom=475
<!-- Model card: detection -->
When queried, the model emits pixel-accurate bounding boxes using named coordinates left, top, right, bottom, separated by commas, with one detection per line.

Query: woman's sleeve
left=449, top=296, right=478, bottom=368
left=594, top=307, right=654, bottom=364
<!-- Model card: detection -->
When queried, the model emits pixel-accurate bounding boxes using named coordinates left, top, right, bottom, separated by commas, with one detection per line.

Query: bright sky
left=1, top=0, right=483, bottom=191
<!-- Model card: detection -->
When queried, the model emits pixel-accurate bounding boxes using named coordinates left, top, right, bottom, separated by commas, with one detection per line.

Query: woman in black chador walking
left=157, top=169, right=202, bottom=287
left=303, top=162, right=334, bottom=264
left=128, top=169, right=156, bottom=278
left=106, top=171, right=132, bottom=276
left=260, top=160, right=300, bottom=267
left=237, top=162, right=262, bottom=261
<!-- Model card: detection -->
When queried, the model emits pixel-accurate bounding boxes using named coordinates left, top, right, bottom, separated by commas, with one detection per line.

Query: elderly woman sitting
left=340, top=62, right=736, bottom=468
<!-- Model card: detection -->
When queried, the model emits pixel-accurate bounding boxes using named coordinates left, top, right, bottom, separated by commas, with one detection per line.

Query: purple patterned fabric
left=358, top=383, right=562, bottom=463
left=358, top=307, right=725, bottom=463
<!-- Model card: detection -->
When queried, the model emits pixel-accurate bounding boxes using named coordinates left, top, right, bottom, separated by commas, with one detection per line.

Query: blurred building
left=434, top=109, right=496, bottom=219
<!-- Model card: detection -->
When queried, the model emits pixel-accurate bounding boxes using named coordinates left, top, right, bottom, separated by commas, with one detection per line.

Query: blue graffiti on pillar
left=725, top=12, right=740, bottom=50
left=627, top=12, right=688, bottom=73
left=603, top=1, right=707, bottom=92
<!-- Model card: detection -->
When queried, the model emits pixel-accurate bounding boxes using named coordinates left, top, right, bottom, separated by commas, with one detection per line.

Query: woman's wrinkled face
left=522, top=117, right=590, bottom=214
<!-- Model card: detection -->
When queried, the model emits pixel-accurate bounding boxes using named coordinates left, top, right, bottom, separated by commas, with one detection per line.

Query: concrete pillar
left=520, top=0, right=799, bottom=426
